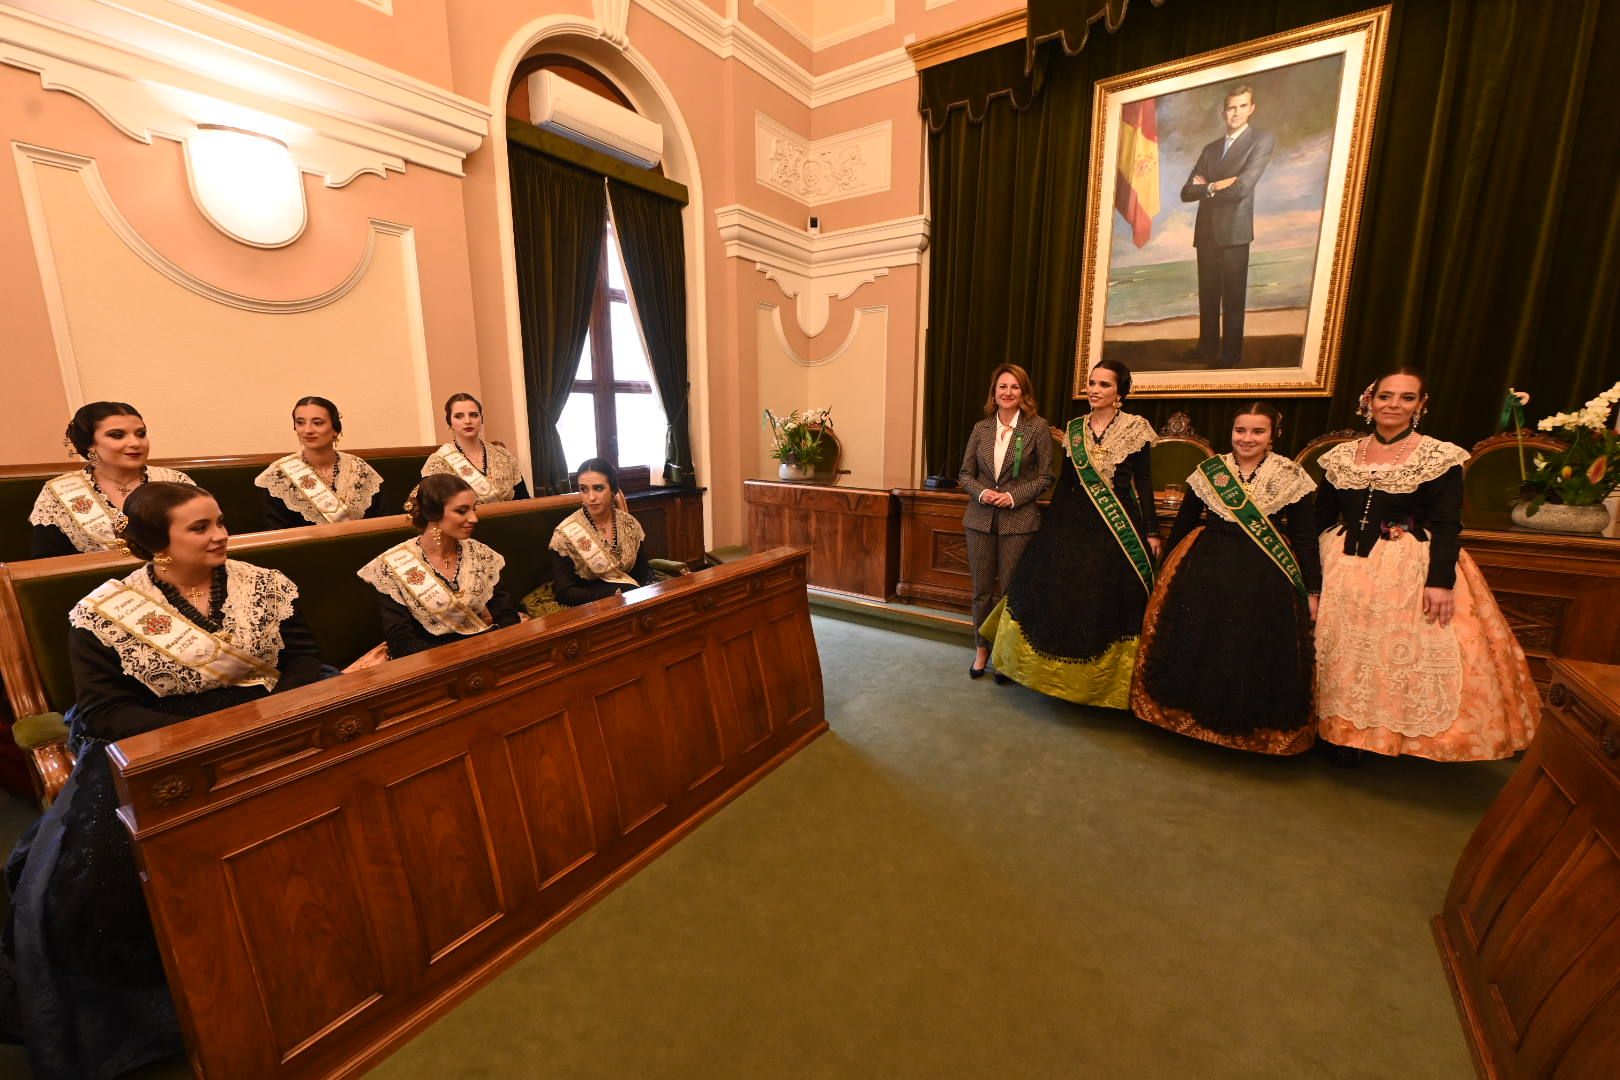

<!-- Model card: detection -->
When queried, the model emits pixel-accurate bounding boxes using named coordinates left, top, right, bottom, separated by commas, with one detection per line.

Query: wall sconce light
left=184, top=124, right=307, bottom=247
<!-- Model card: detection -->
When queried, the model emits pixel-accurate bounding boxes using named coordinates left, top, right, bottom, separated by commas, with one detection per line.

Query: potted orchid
left=1512, top=380, right=1620, bottom=534
left=764, top=407, right=833, bottom=481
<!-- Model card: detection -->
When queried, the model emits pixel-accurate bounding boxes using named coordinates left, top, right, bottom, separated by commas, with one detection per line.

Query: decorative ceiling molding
left=594, top=0, right=632, bottom=49
left=635, top=0, right=914, bottom=107
left=756, top=113, right=891, bottom=206
left=752, top=0, right=896, bottom=52
left=906, top=7, right=1026, bottom=70
left=717, top=204, right=927, bottom=336
left=0, top=0, right=490, bottom=182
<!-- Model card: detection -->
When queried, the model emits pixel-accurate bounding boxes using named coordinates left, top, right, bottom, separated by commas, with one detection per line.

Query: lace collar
left=29, top=466, right=195, bottom=552
left=68, top=560, right=297, bottom=697
left=1077, top=411, right=1157, bottom=485
left=357, top=537, right=505, bottom=621
left=254, top=452, right=384, bottom=525
left=424, top=441, right=523, bottom=503
left=548, top=507, right=644, bottom=581
left=1319, top=435, right=1469, bottom=494
left=1188, top=453, right=1318, bottom=521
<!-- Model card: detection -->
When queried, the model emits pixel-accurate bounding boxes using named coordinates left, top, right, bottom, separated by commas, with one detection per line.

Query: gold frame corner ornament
left=1072, top=7, right=1393, bottom=399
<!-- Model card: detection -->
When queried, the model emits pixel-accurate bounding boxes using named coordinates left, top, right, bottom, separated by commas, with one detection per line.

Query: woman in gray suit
left=959, top=363, right=1054, bottom=678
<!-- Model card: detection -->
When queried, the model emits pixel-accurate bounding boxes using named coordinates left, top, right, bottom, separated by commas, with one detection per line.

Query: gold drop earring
left=152, top=551, right=173, bottom=570
left=430, top=525, right=443, bottom=546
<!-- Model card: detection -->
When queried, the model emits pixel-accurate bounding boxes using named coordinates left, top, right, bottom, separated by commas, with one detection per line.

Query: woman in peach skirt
left=1313, top=369, right=1539, bottom=763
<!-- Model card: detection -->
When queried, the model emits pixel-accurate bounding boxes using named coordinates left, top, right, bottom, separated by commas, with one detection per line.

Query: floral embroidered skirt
left=1314, top=533, right=1538, bottom=761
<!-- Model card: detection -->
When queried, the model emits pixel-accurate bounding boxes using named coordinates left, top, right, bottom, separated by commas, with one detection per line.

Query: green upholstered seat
left=0, top=449, right=431, bottom=563
left=11, top=711, right=67, bottom=750
left=1151, top=437, right=1214, bottom=492
left=9, top=500, right=583, bottom=716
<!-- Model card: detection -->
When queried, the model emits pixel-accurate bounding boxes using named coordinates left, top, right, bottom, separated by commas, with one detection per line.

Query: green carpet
left=0, top=616, right=1502, bottom=1078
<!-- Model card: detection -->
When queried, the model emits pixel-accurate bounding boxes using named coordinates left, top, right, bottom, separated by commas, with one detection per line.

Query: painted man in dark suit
left=1179, top=85, right=1276, bottom=368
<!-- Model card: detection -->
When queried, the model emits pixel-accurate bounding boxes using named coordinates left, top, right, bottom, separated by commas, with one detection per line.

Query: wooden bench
left=0, top=488, right=707, bottom=802
left=0, top=445, right=438, bottom=563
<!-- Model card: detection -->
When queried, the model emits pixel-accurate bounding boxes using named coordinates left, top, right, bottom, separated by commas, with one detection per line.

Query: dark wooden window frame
left=570, top=218, right=657, bottom=488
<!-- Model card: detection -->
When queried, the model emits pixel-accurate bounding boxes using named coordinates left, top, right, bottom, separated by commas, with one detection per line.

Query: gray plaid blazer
left=958, top=411, right=1054, bottom=534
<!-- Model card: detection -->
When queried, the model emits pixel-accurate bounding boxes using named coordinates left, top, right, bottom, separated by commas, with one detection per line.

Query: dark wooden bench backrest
left=0, top=494, right=595, bottom=717
left=0, top=446, right=438, bottom=563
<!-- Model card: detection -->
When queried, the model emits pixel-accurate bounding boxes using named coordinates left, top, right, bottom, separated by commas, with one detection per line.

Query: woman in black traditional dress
left=420, top=393, right=530, bottom=503
left=549, top=458, right=658, bottom=606
left=356, top=473, right=520, bottom=658
left=1131, top=403, right=1321, bottom=754
left=254, top=396, right=385, bottom=529
left=0, top=482, right=322, bottom=1079
left=29, top=401, right=195, bottom=556
left=981, top=359, right=1159, bottom=707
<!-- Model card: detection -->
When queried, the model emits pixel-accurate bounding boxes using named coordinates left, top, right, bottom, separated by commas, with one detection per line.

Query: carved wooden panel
left=764, top=611, right=816, bottom=729
left=223, top=809, right=384, bottom=1062
left=592, top=676, right=670, bottom=835
left=661, top=650, right=726, bottom=792
left=720, top=629, right=773, bottom=753
left=385, top=755, right=504, bottom=963
left=503, top=709, right=597, bottom=890
left=1459, top=770, right=1575, bottom=946
left=744, top=480, right=898, bottom=601
left=930, top=530, right=969, bottom=575
left=1491, top=591, right=1570, bottom=655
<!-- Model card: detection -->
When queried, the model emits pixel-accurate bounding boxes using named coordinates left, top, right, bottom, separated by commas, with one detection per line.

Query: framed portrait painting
left=1073, top=8, right=1391, bottom=398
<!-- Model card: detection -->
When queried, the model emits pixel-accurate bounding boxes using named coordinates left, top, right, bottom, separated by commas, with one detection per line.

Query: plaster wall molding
left=756, top=113, right=891, bottom=206
left=595, top=0, right=633, bottom=49
left=752, top=0, right=896, bottom=52
left=760, top=301, right=885, bottom=367
left=635, top=0, right=913, bottom=107
left=0, top=0, right=489, bottom=182
left=717, top=204, right=926, bottom=335
left=14, top=143, right=395, bottom=313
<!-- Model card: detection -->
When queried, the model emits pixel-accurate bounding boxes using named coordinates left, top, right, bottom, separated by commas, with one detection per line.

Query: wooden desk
left=744, top=481, right=898, bottom=602
left=892, top=491, right=1620, bottom=674
left=1435, top=659, right=1620, bottom=1077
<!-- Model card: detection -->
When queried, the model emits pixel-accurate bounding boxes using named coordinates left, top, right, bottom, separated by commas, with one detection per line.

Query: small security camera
left=808, top=215, right=820, bottom=235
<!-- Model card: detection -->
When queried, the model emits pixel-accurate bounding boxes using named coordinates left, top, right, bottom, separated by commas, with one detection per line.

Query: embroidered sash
left=1067, top=418, right=1154, bottom=593
left=46, top=473, right=121, bottom=550
left=383, top=545, right=492, bottom=635
left=1196, top=456, right=1308, bottom=597
left=275, top=455, right=352, bottom=523
left=435, top=443, right=496, bottom=500
left=556, top=514, right=638, bottom=585
left=83, top=580, right=281, bottom=690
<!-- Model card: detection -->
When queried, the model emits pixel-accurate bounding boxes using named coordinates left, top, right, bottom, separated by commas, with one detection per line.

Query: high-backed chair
left=1465, top=429, right=1565, bottom=512
left=1294, top=429, right=1360, bottom=485
left=809, top=429, right=847, bottom=485
left=1151, top=413, right=1215, bottom=492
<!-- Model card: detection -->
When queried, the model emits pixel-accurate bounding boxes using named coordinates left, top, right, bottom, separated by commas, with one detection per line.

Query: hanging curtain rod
left=506, top=117, right=689, bottom=206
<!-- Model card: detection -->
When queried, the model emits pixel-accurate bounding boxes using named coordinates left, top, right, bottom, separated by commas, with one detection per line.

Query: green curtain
left=921, top=0, right=1620, bottom=479
left=607, top=179, right=693, bottom=484
left=509, top=143, right=606, bottom=493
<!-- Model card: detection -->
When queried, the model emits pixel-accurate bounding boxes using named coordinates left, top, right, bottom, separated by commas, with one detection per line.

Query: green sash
left=1196, top=456, right=1308, bottom=598
left=1066, top=418, right=1154, bottom=593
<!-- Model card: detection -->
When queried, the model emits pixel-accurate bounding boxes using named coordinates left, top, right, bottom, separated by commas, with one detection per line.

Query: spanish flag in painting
left=1115, top=99, right=1159, bottom=248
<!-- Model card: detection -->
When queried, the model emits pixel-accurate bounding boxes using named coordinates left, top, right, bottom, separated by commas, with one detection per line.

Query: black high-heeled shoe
left=969, top=664, right=987, bottom=679
left=993, top=672, right=1011, bottom=685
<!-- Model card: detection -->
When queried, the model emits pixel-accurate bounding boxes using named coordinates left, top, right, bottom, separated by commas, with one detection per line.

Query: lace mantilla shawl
left=1079, top=412, right=1158, bottom=486
left=549, top=508, right=644, bottom=580
left=1188, top=453, right=1318, bottom=522
left=29, top=467, right=196, bottom=552
left=253, top=452, right=384, bottom=524
left=422, top=442, right=524, bottom=502
left=68, top=560, right=296, bottom=697
left=357, top=537, right=505, bottom=619
left=1319, top=436, right=1469, bottom=494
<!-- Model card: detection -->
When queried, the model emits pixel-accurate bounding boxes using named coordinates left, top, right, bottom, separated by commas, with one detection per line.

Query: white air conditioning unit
left=528, top=70, right=664, bottom=169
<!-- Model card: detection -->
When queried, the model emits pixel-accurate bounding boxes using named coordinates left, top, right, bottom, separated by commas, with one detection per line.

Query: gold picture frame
left=1072, top=7, right=1391, bottom=398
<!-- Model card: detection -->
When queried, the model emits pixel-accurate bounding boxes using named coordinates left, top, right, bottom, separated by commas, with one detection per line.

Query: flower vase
left=1510, top=500, right=1611, bottom=535
left=778, top=462, right=814, bottom=482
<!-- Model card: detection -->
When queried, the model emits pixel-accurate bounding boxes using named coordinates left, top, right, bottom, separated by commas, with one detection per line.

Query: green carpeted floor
left=1, top=615, right=1502, bottom=1078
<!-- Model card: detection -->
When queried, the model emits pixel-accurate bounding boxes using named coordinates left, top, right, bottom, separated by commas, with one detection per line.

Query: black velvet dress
left=358, top=537, right=521, bottom=658
left=981, top=412, right=1158, bottom=708
left=255, top=452, right=387, bottom=530
left=1131, top=453, right=1322, bottom=754
left=549, top=509, right=657, bottom=607
left=0, top=563, right=321, bottom=1079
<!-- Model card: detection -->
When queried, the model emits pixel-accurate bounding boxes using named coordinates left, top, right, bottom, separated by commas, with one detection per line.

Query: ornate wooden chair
left=1294, top=429, right=1361, bottom=485
left=1151, top=413, right=1215, bottom=492
left=809, top=428, right=847, bottom=485
left=1465, top=429, right=1566, bottom=511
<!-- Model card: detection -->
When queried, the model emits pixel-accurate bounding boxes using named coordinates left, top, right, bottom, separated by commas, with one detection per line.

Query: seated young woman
left=254, top=396, right=385, bottom=529
left=356, top=473, right=520, bottom=658
left=29, top=401, right=195, bottom=557
left=420, top=392, right=530, bottom=503
left=549, top=458, right=658, bottom=606
left=0, top=482, right=322, bottom=1079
